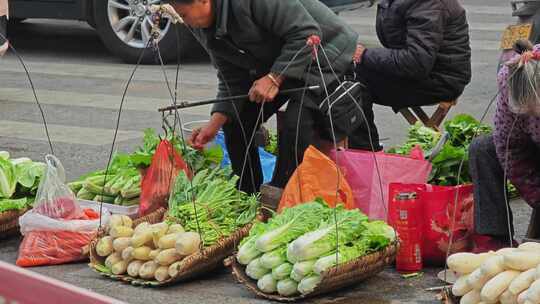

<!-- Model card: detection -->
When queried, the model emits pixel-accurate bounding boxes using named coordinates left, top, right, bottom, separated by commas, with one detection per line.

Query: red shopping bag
left=388, top=183, right=474, bottom=266
left=330, top=146, right=432, bottom=220
left=421, top=184, right=474, bottom=265
left=138, top=140, right=191, bottom=216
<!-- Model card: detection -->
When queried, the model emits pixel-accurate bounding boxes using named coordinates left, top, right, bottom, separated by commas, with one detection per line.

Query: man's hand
left=189, top=113, right=228, bottom=150
left=248, top=74, right=283, bottom=103
left=353, top=44, right=366, bottom=64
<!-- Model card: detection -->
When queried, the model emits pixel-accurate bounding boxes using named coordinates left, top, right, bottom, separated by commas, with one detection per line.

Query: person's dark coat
left=362, top=0, right=472, bottom=101
left=188, top=0, right=359, bottom=119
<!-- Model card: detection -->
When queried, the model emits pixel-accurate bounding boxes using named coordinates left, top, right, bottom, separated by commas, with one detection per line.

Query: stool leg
left=399, top=108, right=418, bottom=125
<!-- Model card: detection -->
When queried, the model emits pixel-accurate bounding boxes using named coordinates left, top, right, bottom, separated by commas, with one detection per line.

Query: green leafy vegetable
left=168, top=167, right=259, bottom=246
left=0, top=158, right=17, bottom=198
left=0, top=198, right=28, bottom=212
left=286, top=206, right=368, bottom=262
left=272, top=262, right=293, bottom=281
left=255, top=200, right=332, bottom=253
left=388, top=114, right=491, bottom=186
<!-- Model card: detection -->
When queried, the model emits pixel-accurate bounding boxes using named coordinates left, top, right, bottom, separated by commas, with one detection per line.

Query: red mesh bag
left=138, top=140, right=191, bottom=216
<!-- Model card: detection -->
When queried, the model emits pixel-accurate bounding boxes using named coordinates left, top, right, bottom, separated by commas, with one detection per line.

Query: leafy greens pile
left=0, top=151, right=46, bottom=212
left=389, top=114, right=492, bottom=186
left=236, top=200, right=395, bottom=296
left=128, top=128, right=223, bottom=173
left=167, top=166, right=259, bottom=246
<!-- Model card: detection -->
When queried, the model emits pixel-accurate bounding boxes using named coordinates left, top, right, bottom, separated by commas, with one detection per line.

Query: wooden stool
left=399, top=100, right=457, bottom=131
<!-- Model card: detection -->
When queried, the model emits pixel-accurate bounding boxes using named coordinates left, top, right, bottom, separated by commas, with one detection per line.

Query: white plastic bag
left=33, top=155, right=82, bottom=219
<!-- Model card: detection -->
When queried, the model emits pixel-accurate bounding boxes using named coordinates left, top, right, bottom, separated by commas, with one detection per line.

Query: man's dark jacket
left=189, top=0, right=359, bottom=119
left=362, top=0, right=472, bottom=101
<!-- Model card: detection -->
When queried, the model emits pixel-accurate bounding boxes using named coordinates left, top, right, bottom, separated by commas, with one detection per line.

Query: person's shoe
left=471, top=234, right=518, bottom=253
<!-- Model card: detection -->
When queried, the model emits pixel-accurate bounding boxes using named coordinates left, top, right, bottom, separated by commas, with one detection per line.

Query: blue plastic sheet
left=214, top=132, right=276, bottom=184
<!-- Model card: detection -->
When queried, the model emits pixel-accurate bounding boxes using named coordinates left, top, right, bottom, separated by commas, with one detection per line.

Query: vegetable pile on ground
left=235, top=200, right=395, bottom=297
left=388, top=114, right=492, bottom=186
left=95, top=214, right=203, bottom=282
left=167, top=166, right=259, bottom=246
left=69, top=128, right=223, bottom=207
left=0, top=151, right=45, bottom=212
left=447, top=243, right=540, bottom=304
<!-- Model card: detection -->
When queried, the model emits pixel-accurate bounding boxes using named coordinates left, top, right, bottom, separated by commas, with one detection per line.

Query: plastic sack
left=388, top=183, right=474, bottom=266
left=329, top=147, right=432, bottom=220
left=215, top=132, right=276, bottom=184
left=33, top=155, right=82, bottom=220
left=278, top=145, right=354, bottom=212
left=17, top=203, right=109, bottom=267
left=139, top=139, right=191, bottom=216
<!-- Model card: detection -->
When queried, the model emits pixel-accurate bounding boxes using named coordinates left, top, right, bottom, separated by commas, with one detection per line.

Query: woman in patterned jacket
left=469, top=42, right=540, bottom=252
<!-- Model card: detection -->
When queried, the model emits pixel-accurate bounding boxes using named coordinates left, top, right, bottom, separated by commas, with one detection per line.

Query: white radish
left=112, top=237, right=131, bottom=253
left=481, top=255, right=506, bottom=277
left=109, top=226, right=133, bottom=238
left=460, top=290, right=481, bottom=304
left=132, top=246, right=152, bottom=261
left=452, top=273, right=473, bottom=296
left=121, top=246, right=134, bottom=262
left=96, top=236, right=114, bottom=257
left=509, top=269, right=537, bottom=295
left=481, top=270, right=521, bottom=303
left=518, top=290, right=528, bottom=304
left=519, top=243, right=540, bottom=252
left=175, top=232, right=201, bottom=256
left=156, top=248, right=182, bottom=266
left=503, top=252, right=540, bottom=271
left=167, top=224, right=184, bottom=234
left=527, top=279, right=540, bottom=303
left=104, top=252, right=122, bottom=269
left=168, top=261, right=181, bottom=278
left=133, top=222, right=150, bottom=235
left=127, top=260, right=143, bottom=277
left=111, top=260, right=129, bottom=275
left=131, top=230, right=153, bottom=248
left=120, top=215, right=132, bottom=228
left=468, top=268, right=494, bottom=290
left=151, top=223, right=169, bottom=248
left=139, top=261, right=158, bottom=279
left=154, top=266, right=170, bottom=282
left=158, top=233, right=182, bottom=249
left=497, top=248, right=518, bottom=256
left=448, top=252, right=493, bottom=274
left=108, top=215, right=123, bottom=228
left=500, top=290, right=518, bottom=304
left=149, top=249, right=162, bottom=260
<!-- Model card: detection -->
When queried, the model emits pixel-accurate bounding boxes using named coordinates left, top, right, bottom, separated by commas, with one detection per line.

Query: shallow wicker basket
left=225, top=241, right=399, bottom=302
left=0, top=207, right=29, bottom=239
left=89, top=207, right=253, bottom=287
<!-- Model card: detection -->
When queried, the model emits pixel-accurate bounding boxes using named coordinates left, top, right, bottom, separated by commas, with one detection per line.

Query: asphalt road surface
left=0, top=1, right=533, bottom=303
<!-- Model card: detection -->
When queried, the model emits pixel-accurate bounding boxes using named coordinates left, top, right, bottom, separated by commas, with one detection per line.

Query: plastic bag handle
left=45, top=154, right=66, bottom=183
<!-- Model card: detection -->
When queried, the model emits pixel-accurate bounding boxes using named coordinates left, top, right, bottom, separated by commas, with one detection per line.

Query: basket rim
left=226, top=241, right=399, bottom=302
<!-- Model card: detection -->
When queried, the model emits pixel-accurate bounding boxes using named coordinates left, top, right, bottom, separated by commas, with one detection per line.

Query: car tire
left=93, top=0, right=197, bottom=64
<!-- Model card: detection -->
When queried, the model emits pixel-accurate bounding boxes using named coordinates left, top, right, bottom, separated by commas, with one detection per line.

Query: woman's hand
left=188, top=113, right=228, bottom=150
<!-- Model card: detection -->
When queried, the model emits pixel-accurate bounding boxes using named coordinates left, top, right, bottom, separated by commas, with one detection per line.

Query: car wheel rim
left=107, top=0, right=172, bottom=49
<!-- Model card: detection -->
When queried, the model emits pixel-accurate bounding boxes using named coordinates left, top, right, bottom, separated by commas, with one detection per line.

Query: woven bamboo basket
left=0, top=207, right=29, bottom=239
left=225, top=241, right=399, bottom=302
left=89, top=207, right=254, bottom=287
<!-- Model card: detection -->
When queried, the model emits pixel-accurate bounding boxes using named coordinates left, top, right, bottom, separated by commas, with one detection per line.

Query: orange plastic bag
left=278, top=146, right=354, bottom=212
left=139, top=140, right=191, bottom=216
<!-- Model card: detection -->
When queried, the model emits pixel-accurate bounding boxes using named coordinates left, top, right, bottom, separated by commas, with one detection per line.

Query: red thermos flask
left=389, top=191, right=423, bottom=272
